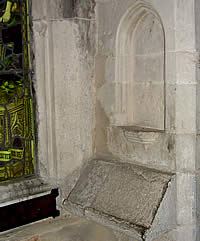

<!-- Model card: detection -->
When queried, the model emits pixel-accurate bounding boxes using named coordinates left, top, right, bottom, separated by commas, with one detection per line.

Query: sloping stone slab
left=65, top=160, right=172, bottom=237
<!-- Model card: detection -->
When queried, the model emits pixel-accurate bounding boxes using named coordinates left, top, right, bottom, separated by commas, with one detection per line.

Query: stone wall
left=1, top=0, right=200, bottom=240
left=32, top=0, right=96, bottom=196
left=94, top=0, right=199, bottom=240
left=95, top=0, right=176, bottom=171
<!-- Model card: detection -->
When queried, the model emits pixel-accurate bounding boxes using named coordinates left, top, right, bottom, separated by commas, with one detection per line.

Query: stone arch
left=113, top=1, right=165, bottom=131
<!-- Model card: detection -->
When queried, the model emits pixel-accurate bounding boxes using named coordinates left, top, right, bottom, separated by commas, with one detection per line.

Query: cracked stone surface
left=67, top=160, right=172, bottom=231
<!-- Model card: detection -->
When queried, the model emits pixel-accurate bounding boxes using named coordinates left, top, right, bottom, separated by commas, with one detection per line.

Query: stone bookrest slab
left=64, top=160, right=173, bottom=240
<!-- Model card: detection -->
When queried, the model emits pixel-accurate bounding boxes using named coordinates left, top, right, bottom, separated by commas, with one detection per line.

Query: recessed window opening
left=0, top=0, right=36, bottom=182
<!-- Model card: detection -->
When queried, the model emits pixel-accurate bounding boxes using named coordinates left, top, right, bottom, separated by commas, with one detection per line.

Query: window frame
left=0, top=0, right=58, bottom=207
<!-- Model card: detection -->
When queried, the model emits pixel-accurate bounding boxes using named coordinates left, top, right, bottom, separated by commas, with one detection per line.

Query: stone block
left=134, top=55, right=164, bottom=83
left=173, top=225, right=197, bottom=241
left=107, top=127, right=176, bottom=172
left=96, top=1, right=122, bottom=56
left=67, top=160, right=113, bottom=208
left=63, top=0, right=74, bottom=18
left=175, top=0, right=195, bottom=28
left=175, top=26, right=195, bottom=51
left=150, top=0, right=175, bottom=29
left=91, top=164, right=170, bottom=228
left=32, top=0, right=47, bottom=20
left=32, top=0, right=64, bottom=20
left=105, top=56, right=115, bottom=83
left=166, top=51, right=176, bottom=85
left=176, top=51, right=197, bottom=84
left=66, top=160, right=172, bottom=233
left=46, top=0, right=64, bottom=19
left=50, top=20, right=95, bottom=178
left=134, top=15, right=164, bottom=56
left=132, top=83, right=165, bottom=130
left=95, top=55, right=107, bottom=88
left=65, top=0, right=96, bottom=19
left=176, top=84, right=196, bottom=134
left=176, top=173, right=196, bottom=225
left=145, top=176, right=176, bottom=241
left=97, top=81, right=115, bottom=117
left=165, top=28, right=176, bottom=51
left=165, top=84, right=176, bottom=132
left=176, top=134, right=196, bottom=171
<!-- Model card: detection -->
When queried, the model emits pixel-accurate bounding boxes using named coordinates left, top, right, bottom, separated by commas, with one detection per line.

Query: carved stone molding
left=112, top=1, right=165, bottom=131
left=123, top=129, right=159, bottom=146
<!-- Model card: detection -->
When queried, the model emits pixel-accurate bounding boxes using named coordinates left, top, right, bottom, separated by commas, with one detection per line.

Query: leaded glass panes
left=0, top=0, right=35, bottom=182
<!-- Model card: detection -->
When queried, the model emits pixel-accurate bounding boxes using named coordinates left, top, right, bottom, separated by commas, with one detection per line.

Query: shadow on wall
left=63, top=0, right=95, bottom=19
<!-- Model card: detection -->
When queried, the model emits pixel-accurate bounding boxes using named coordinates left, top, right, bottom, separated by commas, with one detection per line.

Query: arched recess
left=113, top=1, right=165, bottom=131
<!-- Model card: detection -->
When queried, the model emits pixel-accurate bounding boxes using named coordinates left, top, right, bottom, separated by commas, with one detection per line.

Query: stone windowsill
left=0, top=176, right=57, bottom=207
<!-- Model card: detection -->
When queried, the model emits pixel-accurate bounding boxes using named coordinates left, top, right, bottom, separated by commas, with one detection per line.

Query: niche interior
left=112, top=1, right=165, bottom=132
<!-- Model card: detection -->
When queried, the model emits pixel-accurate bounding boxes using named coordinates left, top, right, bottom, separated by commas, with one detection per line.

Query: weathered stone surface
left=107, top=127, right=176, bottom=173
left=51, top=19, right=96, bottom=180
left=32, top=0, right=63, bottom=20
left=64, top=0, right=96, bottom=19
left=67, top=160, right=172, bottom=230
left=111, top=3, right=165, bottom=130
left=10, top=0, right=200, bottom=241
left=0, top=216, right=135, bottom=241
left=67, top=160, right=113, bottom=208
left=0, top=178, right=53, bottom=205
left=145, top=176, right=176, bottom=241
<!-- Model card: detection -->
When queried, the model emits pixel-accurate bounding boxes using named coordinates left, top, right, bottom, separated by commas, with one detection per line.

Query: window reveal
left=0, top=0, right=35, bottom=182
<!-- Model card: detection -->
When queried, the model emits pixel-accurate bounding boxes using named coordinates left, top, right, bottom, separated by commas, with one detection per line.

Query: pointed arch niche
left=112, top=1, right=165, bottom=131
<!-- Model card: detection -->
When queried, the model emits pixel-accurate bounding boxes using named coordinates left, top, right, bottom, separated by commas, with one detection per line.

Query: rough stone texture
left=32, top=0, right=96, bottom=187
left=145, top=176, right=176, bottom=241
left=0, top=216, right=136, bottom=241
left=67, top=160, right=172, bottom=232
left=107, top=127, right=176, bottom=172
left=64, top=0, right=96, bottom=19
left=0, top=178, right=53, bottom=205
left=52, top=20, right=95, bottom=180
left=32, top=0, right=63, bottom=20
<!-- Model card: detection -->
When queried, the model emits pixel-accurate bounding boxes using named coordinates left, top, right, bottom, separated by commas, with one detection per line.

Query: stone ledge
left=64, top=160, right=174, bottom=240
left=0, top=177, right=57, bottom=206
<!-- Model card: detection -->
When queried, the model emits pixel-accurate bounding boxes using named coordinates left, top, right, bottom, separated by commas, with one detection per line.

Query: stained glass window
left=0, top=0, right=35, bottom=182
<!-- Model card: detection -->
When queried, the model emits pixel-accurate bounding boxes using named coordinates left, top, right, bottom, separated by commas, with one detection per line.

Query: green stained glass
left=0, top=0, right=35, bottom=182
